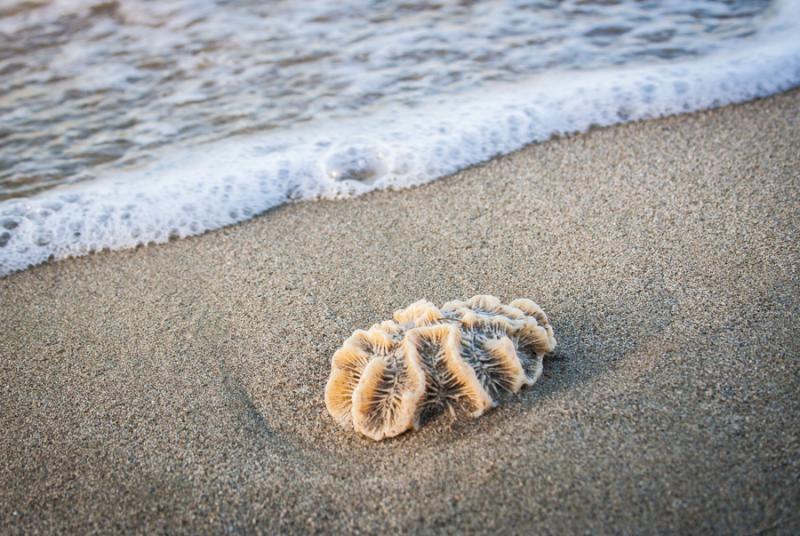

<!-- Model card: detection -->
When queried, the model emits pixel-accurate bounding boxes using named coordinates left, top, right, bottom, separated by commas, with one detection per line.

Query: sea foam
left=1, top=0, right=799, bottom=276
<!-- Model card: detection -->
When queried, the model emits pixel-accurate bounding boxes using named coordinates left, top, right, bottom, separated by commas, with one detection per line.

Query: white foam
left=1, top=0, right=799, bottom=276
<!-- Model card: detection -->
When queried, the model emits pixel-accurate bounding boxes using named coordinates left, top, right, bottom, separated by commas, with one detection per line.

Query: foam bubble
left=325, top=145, right=389, bottom=184
left=0, top=0, right=799, bottom=276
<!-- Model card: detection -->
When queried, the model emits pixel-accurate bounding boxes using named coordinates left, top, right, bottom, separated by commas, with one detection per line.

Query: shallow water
left=0, top=0, right=775, bottom=198
left=1, top=0, right=799, bottom=275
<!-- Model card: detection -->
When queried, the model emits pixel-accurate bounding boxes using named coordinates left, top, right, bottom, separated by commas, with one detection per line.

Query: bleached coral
left=325, top=295, right=556, bottom=440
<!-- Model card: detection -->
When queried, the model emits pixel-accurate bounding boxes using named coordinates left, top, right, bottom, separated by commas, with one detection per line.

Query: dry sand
left=2, top=90, right=799, bottom=535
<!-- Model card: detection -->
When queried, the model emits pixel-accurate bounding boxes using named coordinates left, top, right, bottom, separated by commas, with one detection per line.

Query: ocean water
left=1, top=0, right=799, bottom=275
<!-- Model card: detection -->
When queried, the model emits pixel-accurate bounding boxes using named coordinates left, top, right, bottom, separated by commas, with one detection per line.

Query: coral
left=325, top=295, right=557, bottom=440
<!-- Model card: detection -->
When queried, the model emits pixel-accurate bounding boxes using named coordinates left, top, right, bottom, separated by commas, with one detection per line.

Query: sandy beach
left=2, top=90, right=799, bottom=534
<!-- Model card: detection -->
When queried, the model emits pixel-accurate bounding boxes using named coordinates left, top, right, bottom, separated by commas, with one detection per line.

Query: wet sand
left=2, top=90, right=799, bottom=534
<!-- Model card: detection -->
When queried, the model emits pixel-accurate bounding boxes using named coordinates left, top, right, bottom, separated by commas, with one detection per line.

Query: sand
left=2, top=90, right=799, bottom=535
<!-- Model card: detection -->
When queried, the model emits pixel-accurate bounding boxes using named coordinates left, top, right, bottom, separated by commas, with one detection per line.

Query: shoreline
left=2, top=90, right=799, bottom=534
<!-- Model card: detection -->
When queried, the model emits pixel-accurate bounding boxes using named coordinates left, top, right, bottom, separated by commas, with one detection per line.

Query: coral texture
left=325, top=295, right=556, bottom=440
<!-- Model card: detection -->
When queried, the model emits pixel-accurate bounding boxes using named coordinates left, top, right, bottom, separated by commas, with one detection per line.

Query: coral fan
left=325, top=295, right=556, bottom=440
